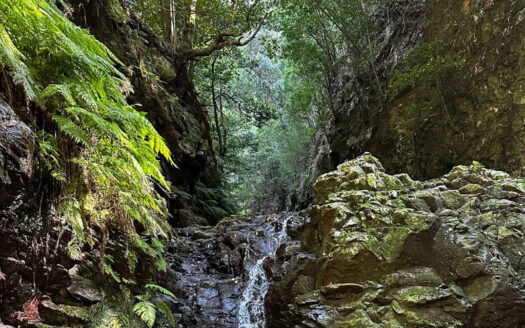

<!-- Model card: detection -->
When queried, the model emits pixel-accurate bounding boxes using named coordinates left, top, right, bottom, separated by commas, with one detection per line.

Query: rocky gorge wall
left=0, top=0, right=231, bottom=325
left=2, top=0, right=525, bottom=327
left=328, top=0, right=525, bottom=180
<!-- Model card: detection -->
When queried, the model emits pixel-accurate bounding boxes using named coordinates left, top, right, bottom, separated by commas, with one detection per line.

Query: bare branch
left=182, top=11, right=270, bottom=59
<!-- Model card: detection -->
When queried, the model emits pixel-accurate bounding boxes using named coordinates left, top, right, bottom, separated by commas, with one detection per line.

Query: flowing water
left=237, top=216, right=292, bottom=328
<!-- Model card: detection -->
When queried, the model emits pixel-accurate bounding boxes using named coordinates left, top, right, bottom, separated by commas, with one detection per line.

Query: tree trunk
left=162, top=0, right=177, bottom=53
left=211, top=58, right=223, bottom=157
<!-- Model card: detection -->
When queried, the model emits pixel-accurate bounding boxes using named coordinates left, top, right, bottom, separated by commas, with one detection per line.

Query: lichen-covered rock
left=267, top=154, right=525, bottom=328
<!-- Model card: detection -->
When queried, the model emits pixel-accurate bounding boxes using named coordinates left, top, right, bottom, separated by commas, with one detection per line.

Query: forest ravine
left=1, top=0, right=525, bottom=327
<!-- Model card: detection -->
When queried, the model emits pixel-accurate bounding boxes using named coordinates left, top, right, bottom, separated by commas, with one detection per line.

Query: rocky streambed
left=164, top=154, right=525, bottom=328
left=162, top=213, right=306, bottom=327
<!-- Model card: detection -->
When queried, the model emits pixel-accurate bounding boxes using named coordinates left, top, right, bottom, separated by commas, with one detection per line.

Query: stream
left=164, top=214, right=298, bottom=327
left=237, top=216, right=293, bottom=327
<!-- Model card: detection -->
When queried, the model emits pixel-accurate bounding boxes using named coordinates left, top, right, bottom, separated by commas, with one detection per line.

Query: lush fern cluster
left=0, top=0, right=173, bottom=255
left=89, top=284, right=175, bottom=328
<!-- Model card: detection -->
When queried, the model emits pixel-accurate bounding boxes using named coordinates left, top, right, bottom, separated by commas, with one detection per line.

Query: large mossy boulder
left=267, top=154, right=525, bottom=327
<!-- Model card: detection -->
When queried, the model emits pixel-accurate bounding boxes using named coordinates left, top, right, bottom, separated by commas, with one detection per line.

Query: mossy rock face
left=326, top=0, right=525, bottom=182
left=267, top=154, right=525, bottom=327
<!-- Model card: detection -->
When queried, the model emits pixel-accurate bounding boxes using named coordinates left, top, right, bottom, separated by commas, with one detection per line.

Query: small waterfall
left=237, top=216, right=292, bottom=328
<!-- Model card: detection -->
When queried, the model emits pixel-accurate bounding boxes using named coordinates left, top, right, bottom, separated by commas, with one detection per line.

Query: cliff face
left=329, top=0, right=525, bottom=179
left=327, top=0, right=425, bottom=172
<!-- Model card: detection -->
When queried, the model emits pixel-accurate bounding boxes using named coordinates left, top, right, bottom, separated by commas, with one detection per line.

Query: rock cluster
left=267, top=154, right=525, bottom=327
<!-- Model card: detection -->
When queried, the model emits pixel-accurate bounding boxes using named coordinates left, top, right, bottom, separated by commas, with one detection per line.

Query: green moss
left=464, top=276, right=499, bottom=303
left=395, top=286, right=451, bottom=305
left=334, top=309, right=379, bottom=328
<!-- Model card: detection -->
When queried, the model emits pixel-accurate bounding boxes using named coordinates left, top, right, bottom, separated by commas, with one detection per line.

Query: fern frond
left=133, top=301, right=156, bottom=328
left=104, top=264, right=121, bottom=283
left=59, top=199, right=85, bottom=242
left=53, top=115, right=91, bottom=146
left=67, top=237, right=83, bottom=260
left=156, top=302, right=176, bottom=327
left=96, top=313, right=123, bottom=328
left=0, top=26, right=36, bottom=100
left=145, top=284, right=175, bottom=298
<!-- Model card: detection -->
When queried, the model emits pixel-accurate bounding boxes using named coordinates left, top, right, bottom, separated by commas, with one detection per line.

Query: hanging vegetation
left=0, top=0, right=174, bottom=254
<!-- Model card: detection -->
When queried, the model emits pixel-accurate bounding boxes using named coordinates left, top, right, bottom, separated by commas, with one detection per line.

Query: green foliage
left=193, top=36, right=315, bottom=214
left=130, top=0, right=274, bottom=52
left=89, top=284, right=176, bottom=328
left=0, top=0, right=174, bottom=259
left=37, top=131, right=67, bottom=181
left=195, top=182, right=232, bottom=219
left=392, top=100, right=436, bottom=133
left=389, top=42, right=464, bottom=93
left=145, top=283, right=176, bottom=297
left=156, top=302, right=176, bottom=327
left=0, top=25, right=36, bottom=100
left=133, top=301, right=156, bottom=327
left=104, top=263, right=122, bottom=283
left=67, top=237, right=84, bottom=261
left=389, top=42, right=464, bottom=132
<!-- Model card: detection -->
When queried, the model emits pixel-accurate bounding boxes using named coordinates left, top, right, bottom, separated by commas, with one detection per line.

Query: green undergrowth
left=88, top=284, right=175, bottom=328
left=389, top=42, right=464, bottom=94
left=388, top=42, right=465, bottom=132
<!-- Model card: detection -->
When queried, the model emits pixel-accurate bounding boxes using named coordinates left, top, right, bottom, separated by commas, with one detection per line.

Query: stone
left=502, top=182, right=525, bottom=193
left=463, top=276, right=499, bottom=303
left=459, top=184, right=484, bottom=195
left=320, top=283, right=365, bottom=299
left=66, top=268, right=103, bottom=303
left=394, top=286, right=452, bottom=305
left=38, top=300, right=89, bottom=325
left=440, top=190, right=465, bottom=209
left=291, top=275, right=316, bottom=297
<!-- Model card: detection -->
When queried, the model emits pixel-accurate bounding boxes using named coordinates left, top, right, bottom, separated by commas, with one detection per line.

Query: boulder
left=66, top=266, right=103, bottom=303
left=267, top=154, right=525, bottom=328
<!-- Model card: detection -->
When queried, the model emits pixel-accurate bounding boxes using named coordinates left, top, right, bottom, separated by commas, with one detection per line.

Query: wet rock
left=164, top=213, right=304, bottom=327
left=66, top=267, right=103, bottom=303
left=0, top=100, right=36, bottom=208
